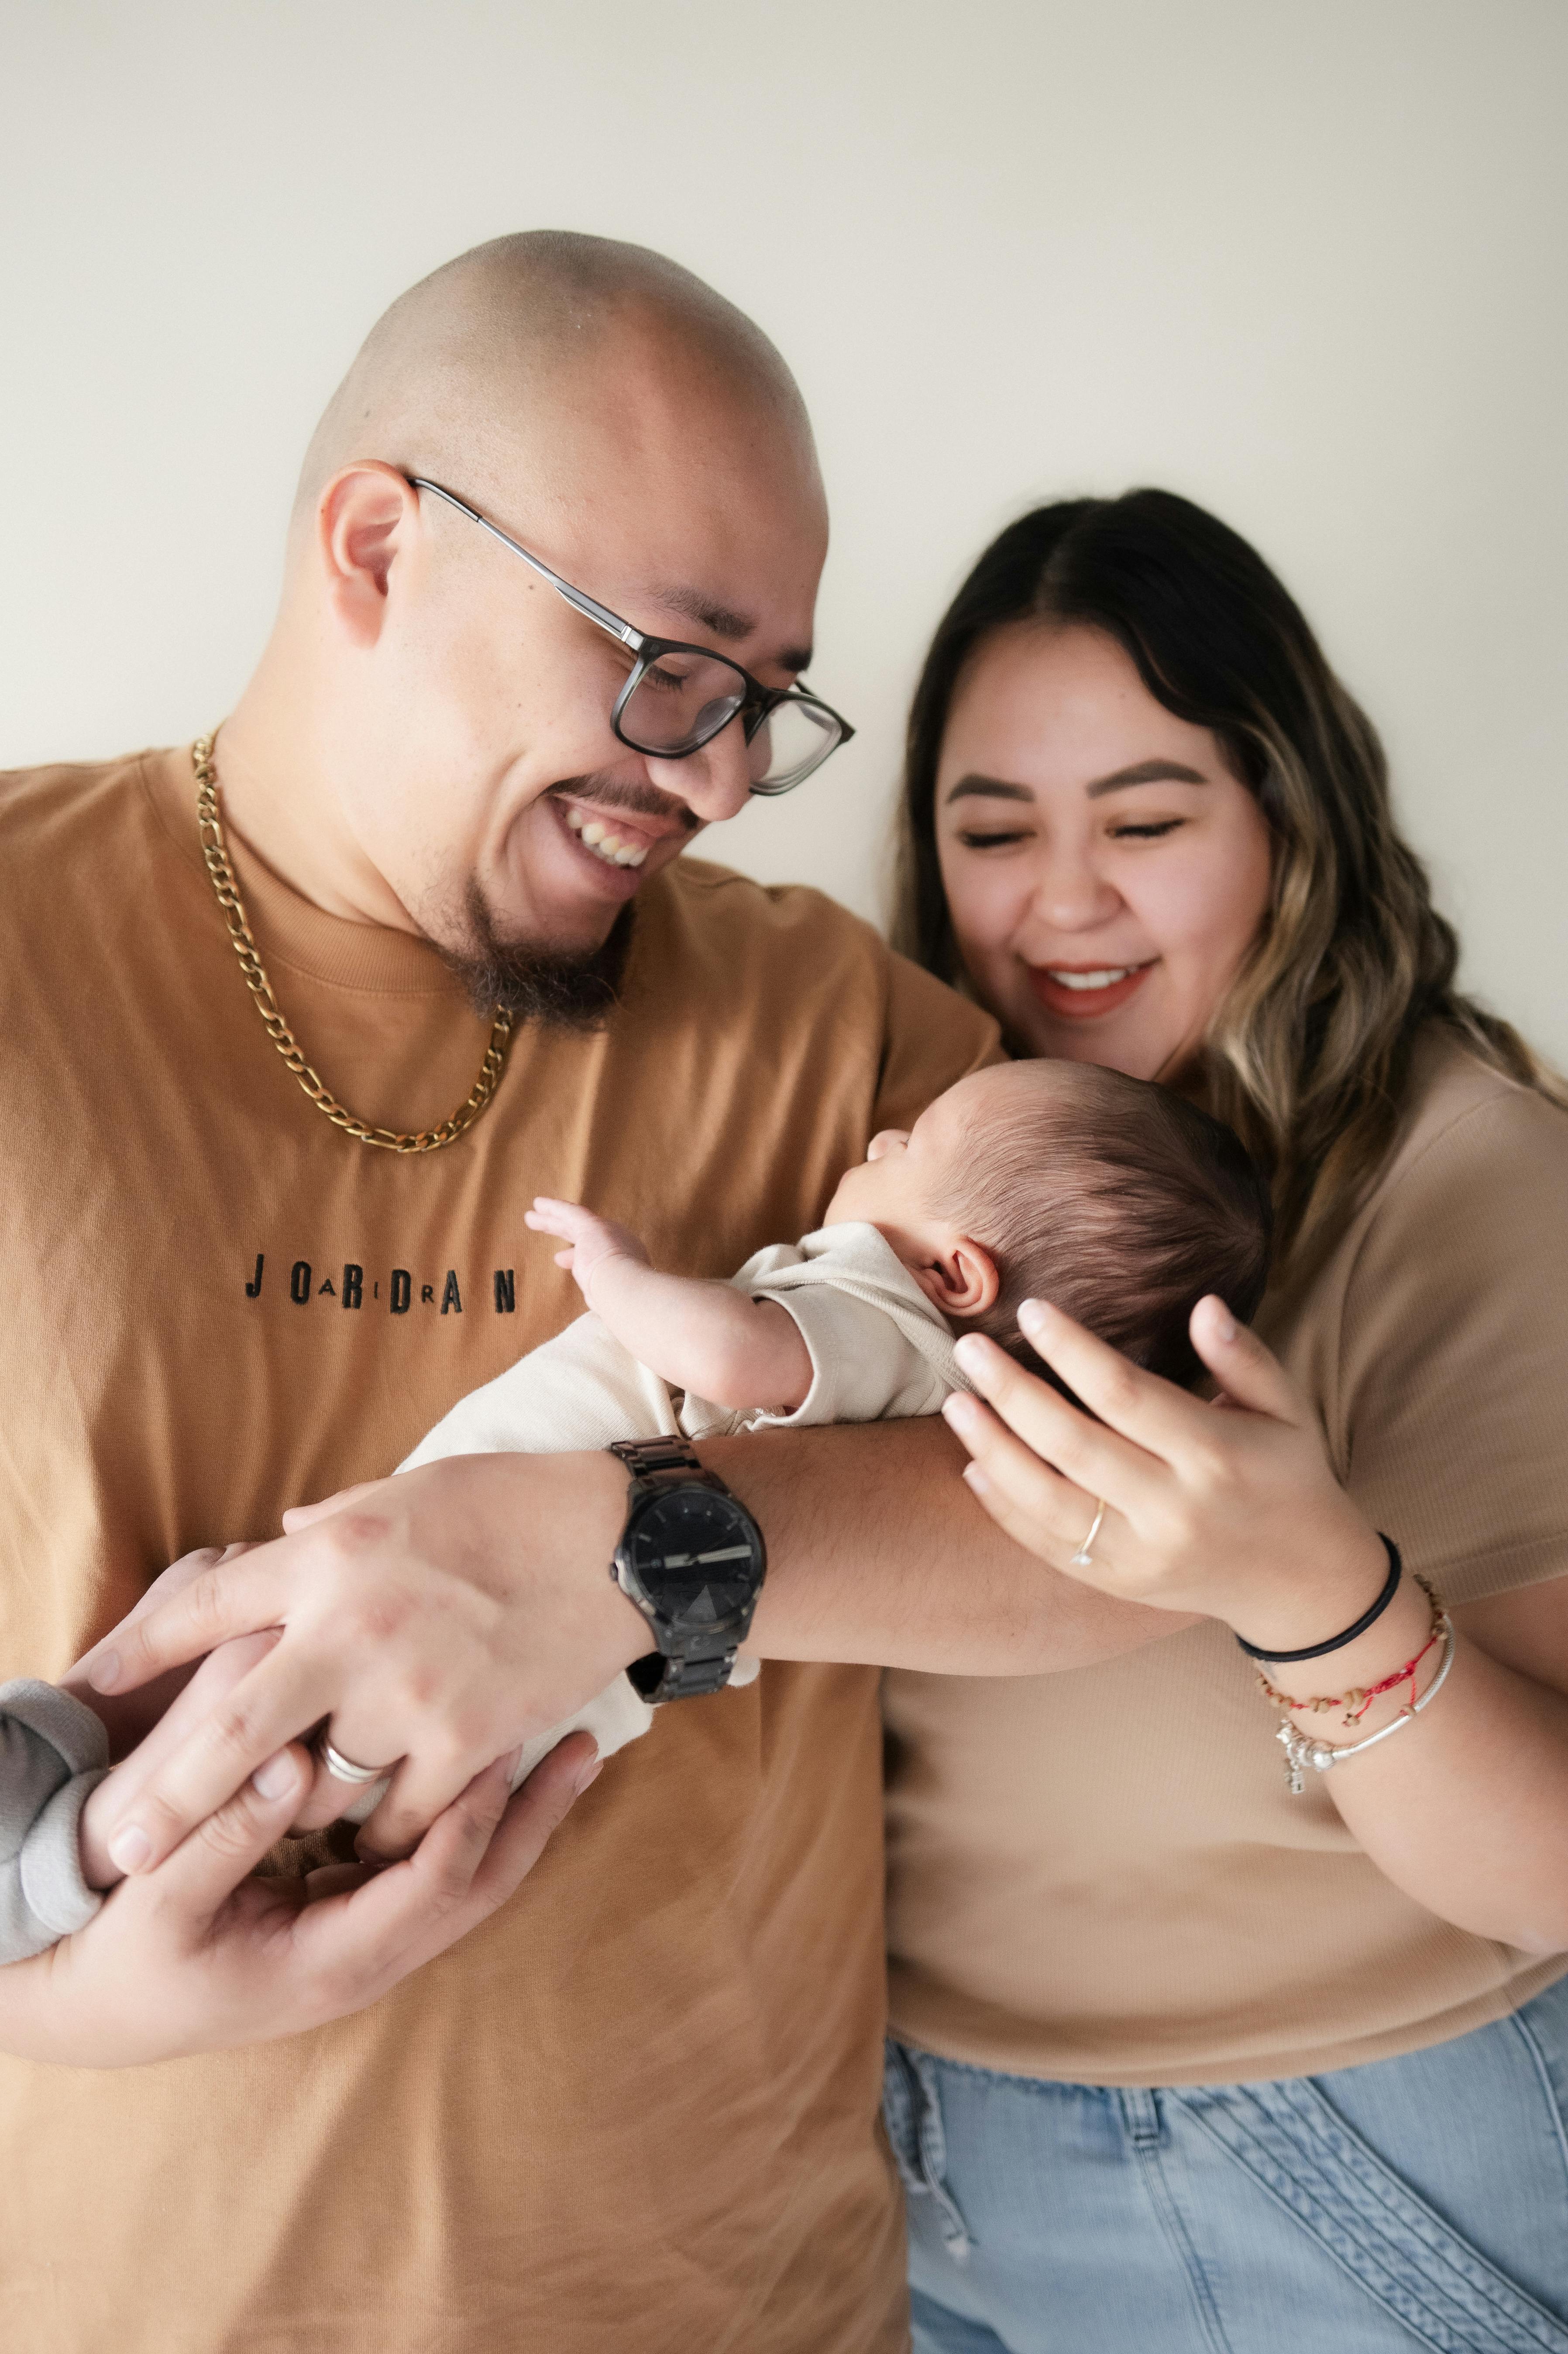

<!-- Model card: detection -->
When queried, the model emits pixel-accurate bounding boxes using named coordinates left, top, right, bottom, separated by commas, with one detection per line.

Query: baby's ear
left=914, top=1238, right=1000, bottom=1320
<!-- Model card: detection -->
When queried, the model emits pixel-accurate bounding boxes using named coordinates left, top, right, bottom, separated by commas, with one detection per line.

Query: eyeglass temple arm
left=407, top=477, right=641, bottom=650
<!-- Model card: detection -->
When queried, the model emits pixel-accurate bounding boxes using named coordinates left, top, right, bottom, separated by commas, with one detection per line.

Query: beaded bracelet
left=1254, top=1574, right=1446, bottom=1727
left=1273, top=1617, right=1455, bottom=1795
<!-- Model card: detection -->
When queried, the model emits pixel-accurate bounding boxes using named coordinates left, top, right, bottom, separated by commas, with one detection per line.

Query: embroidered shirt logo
left=243, top=1254, right=516, bottom=1314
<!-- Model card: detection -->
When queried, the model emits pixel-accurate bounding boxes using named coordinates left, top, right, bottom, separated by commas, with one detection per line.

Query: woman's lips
left=1025, top=960, right=1156, bottom=1021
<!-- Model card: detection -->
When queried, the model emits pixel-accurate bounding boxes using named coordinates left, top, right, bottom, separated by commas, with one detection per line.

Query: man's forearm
left=704, top=1416, right=1193, bottom=1676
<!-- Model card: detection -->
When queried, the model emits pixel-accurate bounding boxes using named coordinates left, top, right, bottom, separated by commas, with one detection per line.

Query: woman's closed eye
left=1107, top=816, right=1188, bottom=841
left=955, top=827, right=1035, bottom=850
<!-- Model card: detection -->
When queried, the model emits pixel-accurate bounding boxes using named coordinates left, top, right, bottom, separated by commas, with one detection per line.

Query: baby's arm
left=526, top=1199, right=812, bottom=1414
left=0, top=1683, right=111, bottom=1962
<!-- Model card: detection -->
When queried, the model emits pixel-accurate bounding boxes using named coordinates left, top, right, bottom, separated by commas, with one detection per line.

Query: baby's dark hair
left=947, top=1063, right=1272, bottom=1390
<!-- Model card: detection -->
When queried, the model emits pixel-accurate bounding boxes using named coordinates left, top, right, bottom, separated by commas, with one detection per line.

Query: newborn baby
left=0, top=1060, right=1269, bottom=1951
left=376, top=1056, right=1272, bottom=1801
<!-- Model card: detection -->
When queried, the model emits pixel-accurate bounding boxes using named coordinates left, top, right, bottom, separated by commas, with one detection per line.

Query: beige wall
left=5, top=0, right=1565, bottom=1057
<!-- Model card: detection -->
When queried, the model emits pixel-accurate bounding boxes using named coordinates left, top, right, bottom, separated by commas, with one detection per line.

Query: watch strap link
left=607, top=1435, right=708, bottom=1485
left=608, top=1437, right=757, bottom=1705
left=626, top=1648, right=736, bottom=1703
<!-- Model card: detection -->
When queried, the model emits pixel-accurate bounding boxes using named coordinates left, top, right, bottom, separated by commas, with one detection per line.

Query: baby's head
left=825, top=1061, right=1272, bottom=1389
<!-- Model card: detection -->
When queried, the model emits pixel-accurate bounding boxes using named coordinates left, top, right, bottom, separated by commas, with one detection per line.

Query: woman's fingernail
left=962, top=1463, right=992, bottom=1498
left=107, top=1823, right=151, bottom=1874
left=86, top=1649, right=122, bottom=1694
left=574, top=1755, right=604, bottom=1796
left=252, top=1752, right=297, bottom=1801
left=942, top=1390, right=979, bottom=1430
left=953, top=1335, right=988, bottom=1372
left=1207, top=1297, right=1238, bottom=1343
left=1018, top=1298, right=1048, bottom=1333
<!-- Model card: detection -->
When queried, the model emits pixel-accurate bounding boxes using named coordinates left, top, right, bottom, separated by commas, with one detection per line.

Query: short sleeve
left=744, top=1284, right=953, bottom=1428
left=871, top=955, right=1002, bottom=1134
left=1328, top=1084, right=1568, bottom=1604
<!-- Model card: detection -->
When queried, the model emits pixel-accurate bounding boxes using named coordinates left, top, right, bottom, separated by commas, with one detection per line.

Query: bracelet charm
left=1274, top=1612, right=1455, bottom=1794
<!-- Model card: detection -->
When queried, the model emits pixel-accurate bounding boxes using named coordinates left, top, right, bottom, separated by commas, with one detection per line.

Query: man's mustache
left=547, top=776, right=701, bottom=832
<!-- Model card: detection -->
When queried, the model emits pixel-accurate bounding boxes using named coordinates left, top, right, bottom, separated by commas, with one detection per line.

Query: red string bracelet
left=1256, top=1576, right=1446, bottom=1725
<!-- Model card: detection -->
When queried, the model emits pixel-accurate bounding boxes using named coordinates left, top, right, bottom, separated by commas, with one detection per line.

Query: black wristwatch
left=606, top=1437, right=767, bottom=1703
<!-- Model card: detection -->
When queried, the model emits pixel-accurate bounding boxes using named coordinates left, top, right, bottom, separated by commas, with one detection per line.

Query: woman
left=882, top=490, right=1568, bottom=2351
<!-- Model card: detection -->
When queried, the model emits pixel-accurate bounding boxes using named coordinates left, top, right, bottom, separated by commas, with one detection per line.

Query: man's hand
left=79, top=1451, right=641, bottom=1872
left=524, top=1196, right=649, bottom=1310
left=59, top=1543, right=259, bottom=1760
left=0, top=1731, right=600, bottom=2069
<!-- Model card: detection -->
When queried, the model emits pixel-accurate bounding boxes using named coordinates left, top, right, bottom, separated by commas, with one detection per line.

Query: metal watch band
left=607, top=1438, right=758, bottom=1705
left=607, top=1435, right=709, bottom=1486
left=626, top=1649, right=736, bottom=1703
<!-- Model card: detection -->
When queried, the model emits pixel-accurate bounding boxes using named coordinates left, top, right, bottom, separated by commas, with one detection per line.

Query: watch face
left=627, top=1487, right=762, bottom=1633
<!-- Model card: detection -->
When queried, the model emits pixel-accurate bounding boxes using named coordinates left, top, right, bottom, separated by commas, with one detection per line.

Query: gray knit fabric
left=0, top=1679, right=110, bottom=1962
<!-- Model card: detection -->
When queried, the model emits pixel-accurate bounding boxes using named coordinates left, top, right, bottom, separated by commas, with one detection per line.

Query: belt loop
left=882, top=2043, right=974, bottom=2265
left=1118, top=2086, right=1165, bottom=2148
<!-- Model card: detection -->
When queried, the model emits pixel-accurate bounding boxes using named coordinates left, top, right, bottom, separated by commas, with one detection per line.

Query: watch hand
left=660, top=1546, right=755, bottom=1568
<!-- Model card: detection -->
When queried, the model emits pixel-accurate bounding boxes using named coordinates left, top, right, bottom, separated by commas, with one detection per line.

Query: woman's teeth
left=565, top=807, right=647, bottom=868
left=1044, top=965, right=1141, bottom=992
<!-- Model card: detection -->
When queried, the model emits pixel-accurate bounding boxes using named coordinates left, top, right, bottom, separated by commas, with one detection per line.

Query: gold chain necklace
left=193, top=733, right=513, bottom=1153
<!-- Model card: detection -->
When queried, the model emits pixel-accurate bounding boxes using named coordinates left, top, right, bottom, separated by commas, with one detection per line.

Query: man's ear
left=316, top=461, right=418, bottom=649
left=912, top=1237, right=1000, bottom=1320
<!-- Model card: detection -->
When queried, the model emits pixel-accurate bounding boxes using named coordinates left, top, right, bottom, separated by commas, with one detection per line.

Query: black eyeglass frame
left=408, top=475, right=853, bottom=794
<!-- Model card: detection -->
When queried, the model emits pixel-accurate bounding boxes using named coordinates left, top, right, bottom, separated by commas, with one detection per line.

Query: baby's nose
left=866, top=1130, right=908, bottom=1162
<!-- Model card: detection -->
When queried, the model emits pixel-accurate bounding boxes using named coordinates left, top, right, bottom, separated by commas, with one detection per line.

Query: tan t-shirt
left=885, top=1028, right=1568, bottom=2086
left=0, top=747, right=997, bottom=2354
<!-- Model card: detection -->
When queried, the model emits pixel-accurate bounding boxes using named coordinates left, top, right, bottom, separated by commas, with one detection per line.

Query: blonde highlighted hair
left=893, top=490, right=1567, bottom=1284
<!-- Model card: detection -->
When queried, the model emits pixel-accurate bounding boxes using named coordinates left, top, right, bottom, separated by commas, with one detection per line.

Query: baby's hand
left=525, top=1198, right=650, bottom=1308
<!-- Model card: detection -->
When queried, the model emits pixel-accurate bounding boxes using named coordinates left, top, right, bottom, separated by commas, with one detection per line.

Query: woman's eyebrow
left=1084, top=759, right=1210, bottom=798
left=945, top=774, right=1035, bottom=805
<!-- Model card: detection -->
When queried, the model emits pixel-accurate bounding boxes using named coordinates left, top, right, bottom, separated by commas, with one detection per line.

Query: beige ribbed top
left=885, top=1028, right=1568, bottom=2085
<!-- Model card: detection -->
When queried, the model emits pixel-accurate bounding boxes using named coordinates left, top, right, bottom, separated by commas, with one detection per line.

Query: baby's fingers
left=525, top=1198, right=588, bottom=1238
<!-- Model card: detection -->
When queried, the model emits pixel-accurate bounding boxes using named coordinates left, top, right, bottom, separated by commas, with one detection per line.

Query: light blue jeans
left=884, top=1971, right=1568, bottom=2353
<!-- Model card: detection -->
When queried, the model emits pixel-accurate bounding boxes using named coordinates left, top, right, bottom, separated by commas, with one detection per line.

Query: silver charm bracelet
left=1276, top=1613, right=1456, bottom=1795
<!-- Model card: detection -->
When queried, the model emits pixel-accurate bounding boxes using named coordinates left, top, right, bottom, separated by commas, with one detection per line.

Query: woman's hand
left=0, top=1732, right=599, bottom=2068
left=75, top=1451, right=645, bottom=1875
left=943, top=1293, right=1389, bottom=1654
left=947, top=1294, right=1568, bottom=1955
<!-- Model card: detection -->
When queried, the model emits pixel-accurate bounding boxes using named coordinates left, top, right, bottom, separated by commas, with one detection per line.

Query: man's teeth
left=1046, top=966, right=1140, bottom=991
left=565, top=807, right=647, bottom=867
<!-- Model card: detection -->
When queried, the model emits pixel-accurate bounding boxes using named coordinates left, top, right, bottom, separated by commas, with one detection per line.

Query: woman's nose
left=1027, top=845, right=1124, bottom=934
left=866, top=1130, right=908, bottom=1162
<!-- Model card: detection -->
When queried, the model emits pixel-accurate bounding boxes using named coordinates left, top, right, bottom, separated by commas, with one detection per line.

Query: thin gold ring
left=1069, top=1498, right=1107, bottom=1569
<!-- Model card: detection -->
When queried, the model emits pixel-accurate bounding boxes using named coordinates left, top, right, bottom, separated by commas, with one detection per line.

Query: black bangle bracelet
left=1234, top=1535, right=1403, bottom=1663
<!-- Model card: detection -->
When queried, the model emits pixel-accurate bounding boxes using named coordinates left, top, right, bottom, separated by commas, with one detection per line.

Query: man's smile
left=549, top=789, right=696, bottom=898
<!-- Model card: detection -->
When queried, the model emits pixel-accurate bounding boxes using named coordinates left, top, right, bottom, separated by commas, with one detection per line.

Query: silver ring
left=315, top=1729, right=390, bottom=1785
left=1069, top=1497, right=1107, bottom=1568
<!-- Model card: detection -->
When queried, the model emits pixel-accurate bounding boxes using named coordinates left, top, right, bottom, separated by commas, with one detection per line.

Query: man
left=0, top=233, right=1162, bottom=2351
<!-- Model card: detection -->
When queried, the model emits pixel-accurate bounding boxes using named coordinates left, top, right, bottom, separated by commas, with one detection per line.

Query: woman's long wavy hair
left=893, top=489, right=1567, bottom=1287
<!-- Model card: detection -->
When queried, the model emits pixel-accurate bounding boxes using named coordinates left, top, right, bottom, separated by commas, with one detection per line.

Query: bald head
left=222, top=232, right=834, bottom=1019
left=295, top=230, right=819, bottom=526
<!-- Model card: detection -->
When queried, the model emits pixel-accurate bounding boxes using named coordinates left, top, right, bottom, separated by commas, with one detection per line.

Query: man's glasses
left=409, top=477, right=854, bottom=794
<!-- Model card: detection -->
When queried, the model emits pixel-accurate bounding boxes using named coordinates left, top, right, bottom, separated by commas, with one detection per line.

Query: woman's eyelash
left=956, top=829, right=1032, bottom=850
left=1109, top=819, right=1186, bottom=840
